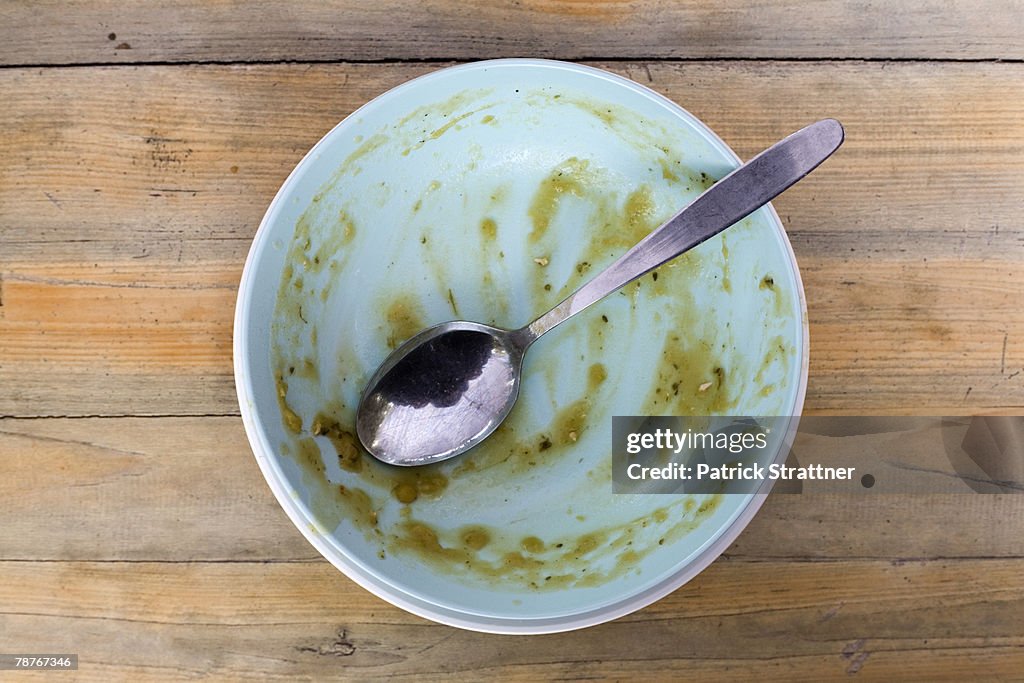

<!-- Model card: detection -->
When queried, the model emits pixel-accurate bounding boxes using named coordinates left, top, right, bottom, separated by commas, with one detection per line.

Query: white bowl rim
left=233, top=57, right=810, bottom=634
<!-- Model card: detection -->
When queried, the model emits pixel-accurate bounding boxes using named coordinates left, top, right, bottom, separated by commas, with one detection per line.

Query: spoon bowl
left=357, top=321, right=527, bottom=465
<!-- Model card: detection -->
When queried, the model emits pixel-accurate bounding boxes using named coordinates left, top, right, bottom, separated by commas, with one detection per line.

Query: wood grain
left=0, top=558, right=1021, bottom=680
left=2, top=416, right=1022, bottom=562
left=3, top=11, right=1024, bottom=677
left=1, top=1, right=1022, bottom=66
left=2, top=61, right=1022, bottom=416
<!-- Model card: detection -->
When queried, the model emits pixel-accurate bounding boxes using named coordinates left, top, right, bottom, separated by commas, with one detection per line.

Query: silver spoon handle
left=516, top=118, right=844, bottom=345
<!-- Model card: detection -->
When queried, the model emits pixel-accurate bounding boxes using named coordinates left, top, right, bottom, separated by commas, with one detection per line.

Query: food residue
left=268, top=86, right=796, bottom=593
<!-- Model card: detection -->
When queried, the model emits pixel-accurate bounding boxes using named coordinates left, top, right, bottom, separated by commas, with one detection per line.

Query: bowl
left=234, top=59, right=808, bottom=633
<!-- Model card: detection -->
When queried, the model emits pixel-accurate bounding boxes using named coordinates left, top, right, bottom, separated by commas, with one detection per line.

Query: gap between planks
left=1, top=55, right=1024, bottom=72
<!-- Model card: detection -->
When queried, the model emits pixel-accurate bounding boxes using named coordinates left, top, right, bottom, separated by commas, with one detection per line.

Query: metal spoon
left=357, top=119, right=844, bottom=466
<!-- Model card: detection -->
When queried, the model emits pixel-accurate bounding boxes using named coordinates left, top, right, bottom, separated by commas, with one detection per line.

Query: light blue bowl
left=235, top=59, right=808, bottom=633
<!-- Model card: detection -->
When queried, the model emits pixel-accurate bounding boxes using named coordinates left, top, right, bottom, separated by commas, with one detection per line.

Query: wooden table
left=2, top=2, right=1023, bottom=679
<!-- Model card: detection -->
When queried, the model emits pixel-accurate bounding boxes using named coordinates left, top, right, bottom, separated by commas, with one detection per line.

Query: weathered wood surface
left=2, top=0, right=1022, bottom=65
left=3, top=2, right=1024, bottom=678
left=3, top=61, right=1022, bottom=417
left=1, top=558, right=1022, bottom=680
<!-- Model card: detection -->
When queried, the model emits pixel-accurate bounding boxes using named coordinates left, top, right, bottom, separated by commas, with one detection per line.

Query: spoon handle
left=516, top=118, right=844, bottom=345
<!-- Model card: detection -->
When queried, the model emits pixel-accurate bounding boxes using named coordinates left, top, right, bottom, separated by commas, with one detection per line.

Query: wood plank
left=4, top=61, right=1020, bottom=259
left=0, top=558, right=1021, bottom=680
left=0, top=264, right=238, bottom=416
left=2, top=61, right=1022, bottom=416
left=1, top=1, right=1022, bottom=66
left=5, top=61, right=1022, bottom=257
left=2, top=416, right=1023, bottom=562
left=2, top=256, right=1021, bottom=415
left=0, top=417, right=316, bottom=562
left=803, top=259, right=1024, bottom=412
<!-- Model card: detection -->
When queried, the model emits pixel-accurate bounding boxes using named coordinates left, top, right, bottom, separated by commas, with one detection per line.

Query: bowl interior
left=236, top=60, right=806, bottom=632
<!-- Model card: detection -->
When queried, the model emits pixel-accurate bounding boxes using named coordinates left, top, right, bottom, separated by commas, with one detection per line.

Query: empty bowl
left=234, top=59, right=808, bottom=633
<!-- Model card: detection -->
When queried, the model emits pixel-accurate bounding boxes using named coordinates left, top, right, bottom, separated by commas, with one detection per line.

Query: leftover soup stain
left=551, top=398, right=589, bottom=445
left=290, top=358, right=319, bottom=383
left=274, top=315, right=732, bottom=590
left=644, top=330, right=737, bottom=416
left=273, top=216, right=736, bottom=589
left=338, top=211, right=357, bottom=246
left=566, top=99, right=616, bottom=126
left=311, top=413, right=363, bottom=472
left=521, top=536, right=545, bottom=553
left=383, top=299, right=425, bottom=349
left=760, top=273, right=788, bottom=317
left=658, top=157, right=681, bottom=183
left=754, top=335, right=793, bottom=385
left=525, top=156, right=676, bottom=314
left=276, top=374, right=302, bottom=434
left=429, top=109, right=482, bottom=140
left=275, top=196, right=364, bottom=319
left=461, top=526, right=491, bottom=550
left=381, top=494, right=723, bottom=589
left=316, top=412, right=454, bottom=502
left=720, top=233, right=732, bottom=294
left=323, top=133, right=389, bottom=186
left=480, top=217, right=498, bottom=241
left=623, top=184, right=657, bottom=245
left=402, top=105, right=496, bottom=156
left=447, top=288, right=459, bottom=316
left=528, top=157, right=600, bottom=242
left=288, top=438, right=379, bottom=538
left=396, top=88, right=494, bottom=128
left=695, top=170, right=715, bottom=191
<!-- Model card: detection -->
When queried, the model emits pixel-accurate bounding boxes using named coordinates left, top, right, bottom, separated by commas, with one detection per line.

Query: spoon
left=357, top=118, right=844, bottom=466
